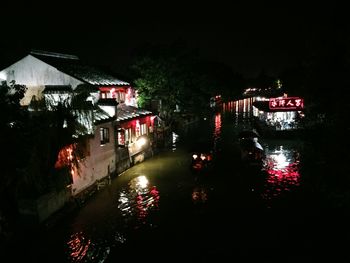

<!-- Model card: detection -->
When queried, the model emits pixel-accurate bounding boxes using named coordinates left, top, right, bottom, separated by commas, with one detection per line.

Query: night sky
left=1, top=2, right=347, bottom=78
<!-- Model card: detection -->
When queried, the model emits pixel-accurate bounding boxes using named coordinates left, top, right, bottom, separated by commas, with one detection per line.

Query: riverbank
left=1, top=132, right=174, bottom=249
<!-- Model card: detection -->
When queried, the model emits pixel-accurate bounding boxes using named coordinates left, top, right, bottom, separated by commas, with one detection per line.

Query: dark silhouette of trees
left=0, top=82, right=94, bottom=237
left=129, top=43, right=245, bottom=124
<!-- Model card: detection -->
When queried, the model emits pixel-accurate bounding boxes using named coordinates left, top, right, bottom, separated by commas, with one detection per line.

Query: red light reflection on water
left=67, top=232, right=91, bottom=262
left=135, top=186, right=160, bottom=221
left=66, top=231, right=112, bottom=262
left=262, top=147, right=301, bottom=201
left=213, top=113, right=221, bottom=140
left=118, top=176, right=160, bottom=225
left=213, top=113, right=222, bottom=151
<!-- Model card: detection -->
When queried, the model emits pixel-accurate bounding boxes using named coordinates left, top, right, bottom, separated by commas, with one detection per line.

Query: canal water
left=14, top=112, right=349, bottom=262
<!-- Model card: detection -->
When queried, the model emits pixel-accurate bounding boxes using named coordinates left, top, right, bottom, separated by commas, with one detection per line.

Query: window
left=125, top=128, right=132, bottom=144
left=117, top=129, right=125, bottom=146
left=100, top=91, right=112, bottom=99
left=117, top=91, right=125, bottom=103
left=100, top=127, right=110, bottom=145
left=141, top=123, right=147, bottom=135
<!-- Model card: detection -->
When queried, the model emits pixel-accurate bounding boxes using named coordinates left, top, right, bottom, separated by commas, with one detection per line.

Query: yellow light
left=136, top=137, right=147, bottom=148
left=136, top=175, right=149, bottom=189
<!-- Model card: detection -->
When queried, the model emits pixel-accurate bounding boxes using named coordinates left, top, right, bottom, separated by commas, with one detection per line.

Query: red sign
left=269, top=97, right=304, bottom=110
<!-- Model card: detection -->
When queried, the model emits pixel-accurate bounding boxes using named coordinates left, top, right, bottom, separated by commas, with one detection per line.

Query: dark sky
left=1, top=2, right=347, bottom=78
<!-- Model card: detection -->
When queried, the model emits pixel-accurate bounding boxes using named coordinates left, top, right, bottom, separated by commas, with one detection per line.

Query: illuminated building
left=0, top=51, right=156, bottom=220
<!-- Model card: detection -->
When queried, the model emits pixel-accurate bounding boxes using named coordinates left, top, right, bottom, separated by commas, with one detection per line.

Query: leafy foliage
left=0, top=82, right=96, bottom=202
left=130, top=44, right=244, bottom=124
left=0, top=81, right=27, bottom=197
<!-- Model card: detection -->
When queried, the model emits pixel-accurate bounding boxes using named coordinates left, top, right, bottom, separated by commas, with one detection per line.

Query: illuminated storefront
left=253, top=96, right=304, bottom=130
left=223, top=86, right=305, bottom=131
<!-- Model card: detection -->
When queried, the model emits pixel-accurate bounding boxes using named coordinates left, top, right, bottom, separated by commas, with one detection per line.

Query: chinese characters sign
left=269, top=97, right=304, bottom=110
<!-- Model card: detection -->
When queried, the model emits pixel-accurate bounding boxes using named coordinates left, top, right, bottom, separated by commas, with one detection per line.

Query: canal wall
left=116, top=147, right=131, bottom=174
left=16, top=126, right=174, bottom=228
left=17, top=187, right=71, bottom=224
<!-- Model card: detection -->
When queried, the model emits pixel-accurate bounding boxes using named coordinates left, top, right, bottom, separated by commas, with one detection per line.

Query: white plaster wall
left=71, top=122, right=116, bottom=195
left=99, top=105, right=116, bottom=117
left=22, top=85, right=45, bottom=105
left=0, top=55, right=83, bottom=105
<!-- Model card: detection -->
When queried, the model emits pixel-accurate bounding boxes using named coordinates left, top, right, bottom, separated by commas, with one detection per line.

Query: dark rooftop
left=117, top=104, right=152, bottom=122
left=43, top=85, right=72, bottom=94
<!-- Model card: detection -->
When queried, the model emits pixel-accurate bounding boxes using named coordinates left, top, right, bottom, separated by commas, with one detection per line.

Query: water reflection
left=192, top=185, right=209, bottom=204
left=262, top=145, right=301, bottom=202
left=172, top=131, right=179, bottom=152
left=67, top=232, right=111, bottom=263
left=213, top=113, right=221, bottom=151
left=118, top=175, right=160, bottom=225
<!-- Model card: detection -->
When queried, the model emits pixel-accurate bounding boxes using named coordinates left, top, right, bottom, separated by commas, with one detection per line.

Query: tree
left=0, top=81, right=28, bottom=235
left=131, top=44, right=198, bottom=123
left=130, top=43, right=245, bottom=124
left=0, top=82, right=95, bottom=233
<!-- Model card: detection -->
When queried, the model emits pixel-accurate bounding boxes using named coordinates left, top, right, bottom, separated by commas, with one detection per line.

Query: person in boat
left=239, top=136, right=265, bottom=162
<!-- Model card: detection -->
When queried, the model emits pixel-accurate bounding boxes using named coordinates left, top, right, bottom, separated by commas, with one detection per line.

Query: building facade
left=0, top=50, right=155, bottom=197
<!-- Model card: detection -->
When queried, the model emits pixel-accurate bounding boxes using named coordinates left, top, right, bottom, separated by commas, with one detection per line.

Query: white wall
left=98, top=105, right=116, bottom=117
left=0, top=55, right=83, bottom=105
left=71, top=121, right=116, bottom=195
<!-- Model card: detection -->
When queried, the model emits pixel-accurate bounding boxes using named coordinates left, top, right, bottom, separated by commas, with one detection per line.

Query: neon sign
left=269, top=97, right=304, bottom=110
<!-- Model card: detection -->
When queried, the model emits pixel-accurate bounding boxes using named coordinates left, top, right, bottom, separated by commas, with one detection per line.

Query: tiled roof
left=94, top=108, right=116, bottom=124
left=117, top=104, right=152, bottom=122
left=30, top=50, right=130, bottom=86
left=43, top=85, right=72, bottom=93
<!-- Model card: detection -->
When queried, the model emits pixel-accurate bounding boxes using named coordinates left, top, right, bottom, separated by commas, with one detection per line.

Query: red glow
left=55, top=144, right=75, bottom=169
left=262, top=156, right=300, bottom=201
left=150, top=116, right=156, bottom=124
left=214, top=113, right=221, bottom=147
left=133, top=185, right=160, bottom=222
left=118, top=129, right=125, bottom=145
left=215, top=113, right=221, bottom=127
left=135, top=120, right=140, bottom=137
left=67, top=232, right=91, bottom=262
left=125, top=88, right=132, bottom=105
left=99, top=86, right=128, bottom=92
left=269, top=97, right=304, bottom=110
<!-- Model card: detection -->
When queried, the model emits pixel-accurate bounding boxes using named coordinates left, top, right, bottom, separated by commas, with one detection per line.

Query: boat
left=238, top=130, right=265, bottom=166
left=190, top=151, right=213, bottom=172
left=189, top=142, right=214, bottom=174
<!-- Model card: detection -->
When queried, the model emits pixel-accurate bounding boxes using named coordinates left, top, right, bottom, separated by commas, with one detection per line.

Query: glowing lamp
left=136, top=136, right=148, bottom=148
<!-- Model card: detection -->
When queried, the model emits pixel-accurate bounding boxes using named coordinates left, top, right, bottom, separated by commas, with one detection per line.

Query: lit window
left=141, top=123, right=147, bottom=135
left=125, top=128, right=132, bottom=144
left=117, top=129, right=125, bottom=146
left=100, top=127, right=110, bottom=145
